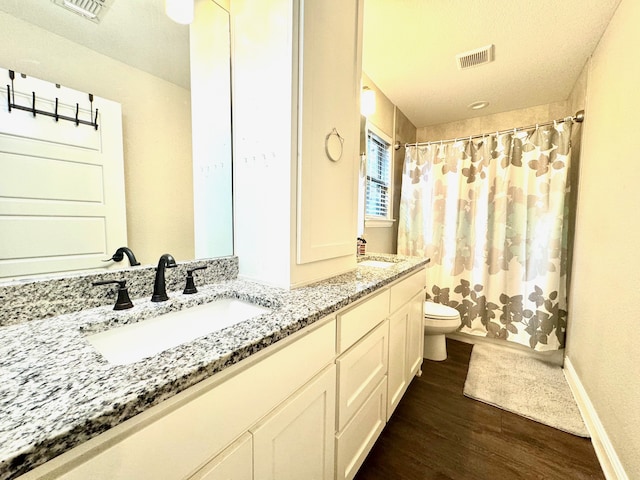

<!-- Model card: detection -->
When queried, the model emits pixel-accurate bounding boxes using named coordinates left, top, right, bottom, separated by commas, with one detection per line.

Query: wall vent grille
left=456, top=44, right=495, bottom=70
left=51, top=0, right=114, bottom=23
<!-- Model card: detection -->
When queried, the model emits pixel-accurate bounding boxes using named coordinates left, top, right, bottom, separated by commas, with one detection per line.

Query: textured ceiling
left=1, top=0, right=623, bottom=128
left=363, top=0, right=622, bottom=127
left=0, top=0, right=190, bottom=89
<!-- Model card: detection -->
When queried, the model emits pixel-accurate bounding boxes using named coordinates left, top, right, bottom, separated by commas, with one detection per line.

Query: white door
left=0, top=67, right=126, bottom=279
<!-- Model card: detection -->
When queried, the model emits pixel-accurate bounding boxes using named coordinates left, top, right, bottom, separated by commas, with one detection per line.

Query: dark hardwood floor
left=355, top=339, right=605, bottom=480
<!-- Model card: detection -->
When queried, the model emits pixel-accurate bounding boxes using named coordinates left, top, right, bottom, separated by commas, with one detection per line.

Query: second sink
left=86, top=299, right=272, bottom=365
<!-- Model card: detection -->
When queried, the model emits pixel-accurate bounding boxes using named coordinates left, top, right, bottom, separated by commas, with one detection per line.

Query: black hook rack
left=6, top=70, right=99, bottom=130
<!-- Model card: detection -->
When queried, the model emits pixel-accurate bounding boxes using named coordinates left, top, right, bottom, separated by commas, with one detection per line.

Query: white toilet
left=423, top=302, right=461, bottom=361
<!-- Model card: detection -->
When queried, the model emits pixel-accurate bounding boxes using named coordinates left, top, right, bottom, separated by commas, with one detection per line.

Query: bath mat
left=463, top=343, right=589, bottom=437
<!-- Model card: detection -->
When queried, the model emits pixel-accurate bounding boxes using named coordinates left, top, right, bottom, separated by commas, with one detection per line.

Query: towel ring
left=325, top=128, right=344, bottom=162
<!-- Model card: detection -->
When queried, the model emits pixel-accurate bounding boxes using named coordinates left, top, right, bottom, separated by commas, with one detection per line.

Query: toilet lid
left=424, top=302, right=460, bottom=319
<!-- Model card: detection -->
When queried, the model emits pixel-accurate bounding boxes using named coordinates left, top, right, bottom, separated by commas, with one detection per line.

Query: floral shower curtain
left=397, top=121, right=573, bottom=351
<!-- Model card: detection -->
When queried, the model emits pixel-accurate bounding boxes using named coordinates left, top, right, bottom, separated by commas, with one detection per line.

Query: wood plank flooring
left=355, top=339, right=605, bottom=480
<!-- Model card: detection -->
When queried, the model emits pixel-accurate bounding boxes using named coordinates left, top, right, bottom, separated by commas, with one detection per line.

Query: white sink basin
left=86, top=299, right=271, bottom=365
left=358, top=260, right=395, bottom=269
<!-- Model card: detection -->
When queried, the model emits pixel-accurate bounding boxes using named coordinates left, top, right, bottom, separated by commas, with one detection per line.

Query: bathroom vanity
left=0, top=254, right=428, bottom=480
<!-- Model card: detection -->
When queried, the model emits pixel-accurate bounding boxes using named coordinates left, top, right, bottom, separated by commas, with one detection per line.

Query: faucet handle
left=93, top=279, right=134, bottom=310
left=183, top=266, right=208, bottom=294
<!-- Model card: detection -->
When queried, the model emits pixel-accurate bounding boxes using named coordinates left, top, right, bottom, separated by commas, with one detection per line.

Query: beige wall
left=361, top=73, right=416, bottom=254
left=0, top=12, right=194, bottom=265
left=566, top=0, right=640, bottom=477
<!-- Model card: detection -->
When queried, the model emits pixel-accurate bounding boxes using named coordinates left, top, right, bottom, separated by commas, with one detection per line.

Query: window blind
left=366, top=131, right=391, bottom=218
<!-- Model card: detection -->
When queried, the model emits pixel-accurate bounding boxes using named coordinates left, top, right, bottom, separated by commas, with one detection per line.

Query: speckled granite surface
left=0, top=254, right=427, bottom=480
left=0, top=257, right=238, bottom=327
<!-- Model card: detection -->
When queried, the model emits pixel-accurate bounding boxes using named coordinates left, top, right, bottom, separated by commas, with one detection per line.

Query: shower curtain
left=398, top=121, right=573, bottom=351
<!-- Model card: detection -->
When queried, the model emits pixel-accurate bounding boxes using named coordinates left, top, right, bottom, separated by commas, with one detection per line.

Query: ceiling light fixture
left=165, top=0, right=194, bottom=25
left=468, top=100, right=490, bottom=110
left=361, top=86, right=376, bottom=116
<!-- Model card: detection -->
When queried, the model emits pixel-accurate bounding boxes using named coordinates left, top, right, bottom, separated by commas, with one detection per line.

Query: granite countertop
left=0, top=254, right=428, bottom=480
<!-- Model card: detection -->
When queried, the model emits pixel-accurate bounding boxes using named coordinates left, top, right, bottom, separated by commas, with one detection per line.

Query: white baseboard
left=563, top=357, right=628, bottom=480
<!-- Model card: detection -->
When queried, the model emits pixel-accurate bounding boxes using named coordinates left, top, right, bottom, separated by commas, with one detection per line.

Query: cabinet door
left=387, top=291, right=425, bottom=420
left=406, top=292, right=425, bottom=378
left=189, top=433, right=252, bottom=480
left=387, top=303, right=409, bottom=420
left=296, top=0, right=363, bottom=264
left=251, top=365, right=336, bottom=480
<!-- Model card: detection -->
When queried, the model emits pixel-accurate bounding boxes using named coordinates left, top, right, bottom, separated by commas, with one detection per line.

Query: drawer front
left=337, top=289, right=390, bottom=353
left=389, top=268, right=425, bottom=314
left=335, top=377, right=387, bottom=480
left=56, top=319, right=337, bottom=480
left=336, top=320, right=388, bottom=431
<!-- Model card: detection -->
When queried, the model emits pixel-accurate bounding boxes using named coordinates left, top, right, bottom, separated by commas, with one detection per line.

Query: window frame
left=364, top=122, right=395, bottom=228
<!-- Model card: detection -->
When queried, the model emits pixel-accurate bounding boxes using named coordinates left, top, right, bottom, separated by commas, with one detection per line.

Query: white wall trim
left=563, top=357, right=629, bottom=480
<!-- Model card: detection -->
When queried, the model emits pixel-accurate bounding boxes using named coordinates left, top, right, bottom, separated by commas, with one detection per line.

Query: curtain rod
left=395, top=109, right=585, bottom=150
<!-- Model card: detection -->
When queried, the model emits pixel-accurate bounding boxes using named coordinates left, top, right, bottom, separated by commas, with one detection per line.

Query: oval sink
left=86, top=299, right=271, bottom=365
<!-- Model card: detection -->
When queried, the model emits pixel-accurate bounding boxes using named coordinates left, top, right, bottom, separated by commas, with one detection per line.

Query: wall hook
left=31, top=92, right=36, bottom=117
left=55, top=98, right=59, bottom=122
left=75, top=103, right=79, bottom=126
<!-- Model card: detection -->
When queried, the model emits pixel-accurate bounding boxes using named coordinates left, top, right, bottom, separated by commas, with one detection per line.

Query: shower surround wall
left=416, top=100, right=572, bottom=143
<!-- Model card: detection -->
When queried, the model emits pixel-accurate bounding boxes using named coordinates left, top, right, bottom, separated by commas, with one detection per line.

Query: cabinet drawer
left=336, top=320, right=388, bottom=431
left=337, top=289, right=390, bottom=353
left=335, top=377, right=387, bottom=480
left=54, top=318, right=337, bottom=480
left=389, top=268, right=425, bottom=314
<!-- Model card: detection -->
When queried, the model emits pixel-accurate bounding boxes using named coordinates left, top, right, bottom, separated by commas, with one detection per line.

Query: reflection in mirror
left=0, top=0, right=233, bottom=280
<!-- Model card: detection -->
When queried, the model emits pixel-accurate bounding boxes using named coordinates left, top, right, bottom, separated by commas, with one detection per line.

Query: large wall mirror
left=0, top=0, right=233, bottom=278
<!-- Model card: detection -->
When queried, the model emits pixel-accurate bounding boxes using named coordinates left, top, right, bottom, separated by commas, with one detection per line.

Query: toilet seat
left=424, top=302, right=459, bottom=320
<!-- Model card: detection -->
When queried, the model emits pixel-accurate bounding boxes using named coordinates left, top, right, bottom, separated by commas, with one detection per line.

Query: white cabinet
left=252, top=365, right=336, bottom=480
left=387, top=287, right=425, bottom=420
left=26, top=318, right=336, bottom=480
left=296, top=0, right=363, bottom=264
left=333, top=267, right=426, bottom=479
left=18, top=269, right=426, bottom=480
left=335, top=301, right=389, bottom=480
left=189, top=434, right=252, bottom=480
left=231, top=0, right=364, bottom=287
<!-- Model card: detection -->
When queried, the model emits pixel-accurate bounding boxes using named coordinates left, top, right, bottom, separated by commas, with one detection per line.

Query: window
left=365, top=128, right=392, bottom=220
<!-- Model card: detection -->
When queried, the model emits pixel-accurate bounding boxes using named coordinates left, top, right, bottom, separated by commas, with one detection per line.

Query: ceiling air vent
left=456, top=44, right=495, bottom=70
left=51, top=0, right=114, bottom=23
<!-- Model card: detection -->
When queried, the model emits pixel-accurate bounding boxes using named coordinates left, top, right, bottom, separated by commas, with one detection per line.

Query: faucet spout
left=104, top=246, right=141, bottom=266
left=151, top=253, right=177, bottom=302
